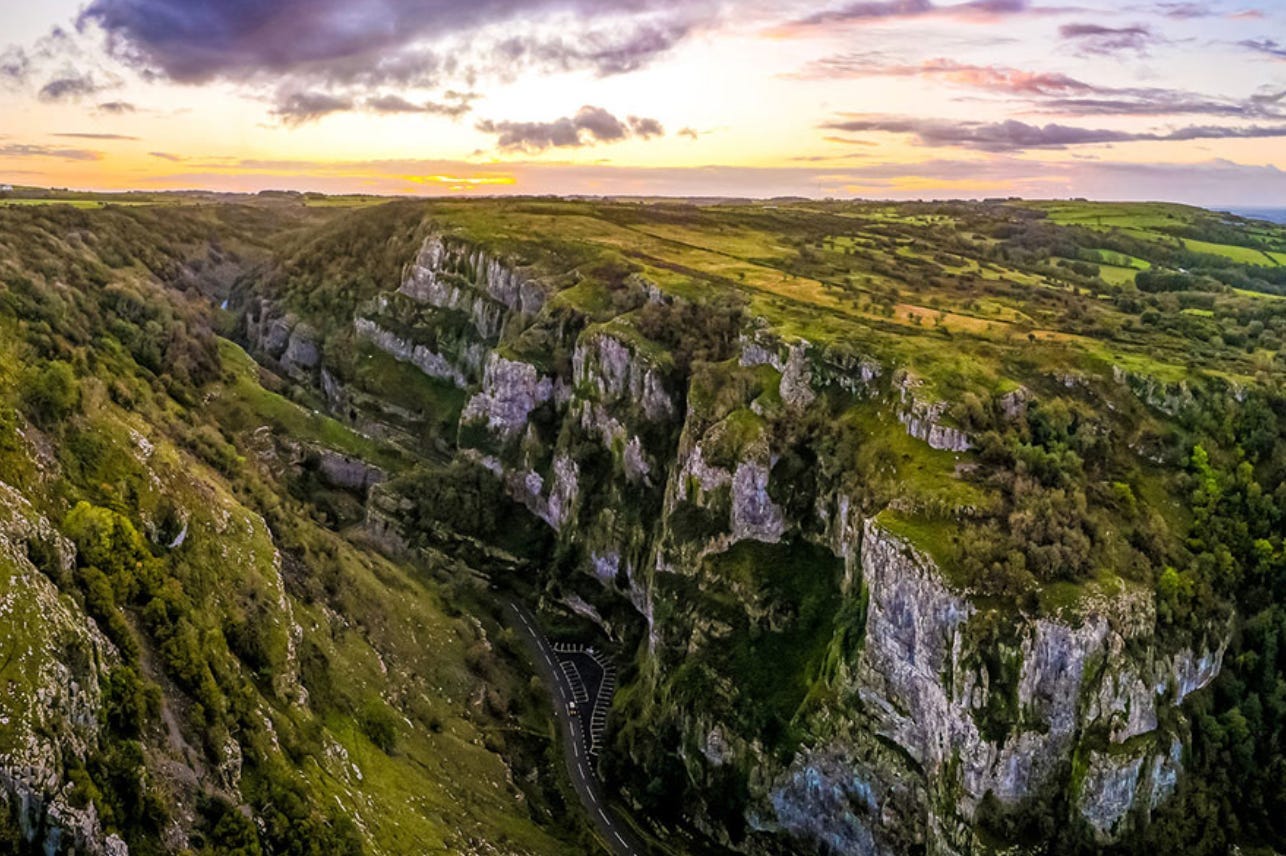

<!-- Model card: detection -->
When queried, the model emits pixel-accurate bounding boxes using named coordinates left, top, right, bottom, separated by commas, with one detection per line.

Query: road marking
left=513, top=601, right=638, bottom=856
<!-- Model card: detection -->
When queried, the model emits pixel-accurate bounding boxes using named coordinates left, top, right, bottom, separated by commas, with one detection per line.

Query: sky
left=1, top=0, right=1284, bottom=204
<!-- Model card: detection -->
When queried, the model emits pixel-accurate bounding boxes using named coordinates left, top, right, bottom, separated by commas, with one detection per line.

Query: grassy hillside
left=0, top=203, right=586, bottom=855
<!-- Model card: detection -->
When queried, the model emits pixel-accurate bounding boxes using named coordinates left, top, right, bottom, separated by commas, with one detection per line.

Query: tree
left=22, top=360, right=79, bottom=426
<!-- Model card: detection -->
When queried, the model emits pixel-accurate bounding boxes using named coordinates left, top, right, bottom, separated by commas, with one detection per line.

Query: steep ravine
left=243, top=228, right=1229, bottom=855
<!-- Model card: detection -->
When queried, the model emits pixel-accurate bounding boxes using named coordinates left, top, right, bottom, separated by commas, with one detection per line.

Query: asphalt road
left=504, top=600, right=648, bottom=856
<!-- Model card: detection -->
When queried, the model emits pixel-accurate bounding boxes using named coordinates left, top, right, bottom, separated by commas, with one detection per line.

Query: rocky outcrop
left=509, top=453, right=579, bottom=531
left=730, top=460, right=785, bottom=543
left=243, top=302, right=324, bottom=382
left=314, top=447, right=386, bottom=493
left=0, top=482, right=121, bottom=855
left=568, top=329, right=666, bottom=479
left=1079, top=737, right=1182, bottom=841
left=764, top=519, right=1223, bottom=854
left=462, top=354, right=556, bottom=440
left=403, top=234, right=546, bottom=321
left=1113, top=366, right=1196, bottom=416
left=739, top=330, right=882, bottom=399
left=896, top=372, right=971, bottom=453
left=250, top=306, right=292, bottom=359
left=363, top=483, right=414, bottom=556
left=573, top=332, right=674, bottom=422
left=656, top=419, right=786, bottom=573
left=677, top=443, right=732, bottom=494
left=353, top=316, right=480, bottom=389
left=281, top=322, right=321, bottom=378
left=769, top=750, right=889, bottom=856
left=740, top=336, right=816, bottom=409
left=572, top=401, right=653, bottom=484
left=400, top=242, right=507, bottom=340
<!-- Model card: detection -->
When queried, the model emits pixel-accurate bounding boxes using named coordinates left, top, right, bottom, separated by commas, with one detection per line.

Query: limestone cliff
left=0, top=482, right=123, bottom=856
left=766, top=521, right=1220, bottom=854
left=244, top=226, right=1231, bottom=855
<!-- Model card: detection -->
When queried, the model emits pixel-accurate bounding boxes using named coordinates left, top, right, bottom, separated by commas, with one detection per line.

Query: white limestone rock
left=461, top=354, right=554, bottom=439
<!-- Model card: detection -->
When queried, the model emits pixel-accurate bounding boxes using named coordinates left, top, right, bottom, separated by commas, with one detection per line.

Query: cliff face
left=768, top=521, right=1220, bottom=854
left=0, top=482, right=124, bottom=856
left=247, top=229, right=1228, bottom=854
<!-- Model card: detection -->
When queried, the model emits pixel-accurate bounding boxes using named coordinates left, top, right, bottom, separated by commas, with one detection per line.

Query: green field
left=1182, top=237, right=1280, bottom=266
left=1097, top=263, right=1140, bottom=285
left=1090, top=248, right=1151, bottom=270
left=1027, top=200, right=1204, bottom=230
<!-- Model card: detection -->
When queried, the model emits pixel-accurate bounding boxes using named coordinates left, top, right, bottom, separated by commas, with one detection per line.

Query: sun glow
left=0, top=1, right=1284, bottom=203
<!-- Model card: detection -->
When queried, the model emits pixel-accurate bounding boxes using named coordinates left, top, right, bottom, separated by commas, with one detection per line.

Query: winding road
left=504, top=601, right=648, bottom=856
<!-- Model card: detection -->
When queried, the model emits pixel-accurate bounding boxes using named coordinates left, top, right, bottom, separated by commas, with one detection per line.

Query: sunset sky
left=1, top=0, right=1284, bottom=203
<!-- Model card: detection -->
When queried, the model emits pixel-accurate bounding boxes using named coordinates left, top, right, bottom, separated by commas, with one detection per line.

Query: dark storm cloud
left=1059, top=23, right=1157, bottom=55
left=38, top=72, right=103, bottom=101
left=821, top=115, right=1286, bottom=151
left=272, top=91, right=355, bottom=125
left=476, top=105, right=663, bottom=151
left=78, top=0, right=707, bottom=85
left=1241, top=39, right=1286, bottom=60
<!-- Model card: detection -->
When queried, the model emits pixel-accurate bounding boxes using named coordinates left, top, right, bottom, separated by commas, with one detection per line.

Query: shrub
left=21, top=360, right=79, bottom=426
left=359, top=701, right=398, bottom=753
